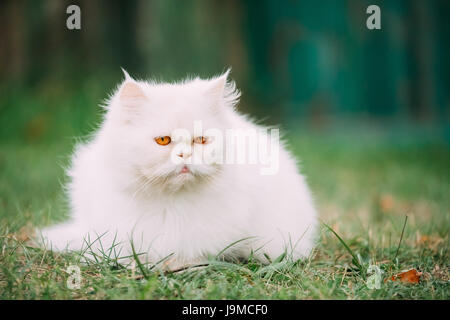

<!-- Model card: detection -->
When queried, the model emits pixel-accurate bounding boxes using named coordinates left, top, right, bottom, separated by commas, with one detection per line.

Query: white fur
left=39, top=70, right=317, bottom=269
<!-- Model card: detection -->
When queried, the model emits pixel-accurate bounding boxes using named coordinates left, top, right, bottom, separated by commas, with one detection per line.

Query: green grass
left=0, top=124, right=449, bottom=299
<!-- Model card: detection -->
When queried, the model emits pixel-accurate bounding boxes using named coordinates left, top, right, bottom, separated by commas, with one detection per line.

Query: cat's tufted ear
left=120, top=82, right=146, bottom=102
left=116, top=80, right=148, bottom=123
left=205, top=69, right=240, bottom=109
left=121, top=68, right=133, bottom=81
left=205, top=69, right=230, bottom=102
left=118, top=74, right=148, bottom=108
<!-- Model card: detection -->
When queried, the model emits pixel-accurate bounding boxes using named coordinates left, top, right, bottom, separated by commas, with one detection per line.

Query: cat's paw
left=37, top=224, right=86, bottom=251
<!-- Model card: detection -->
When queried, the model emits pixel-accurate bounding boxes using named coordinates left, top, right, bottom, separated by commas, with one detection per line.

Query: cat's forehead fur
left=108, top=70, right=238, bottom=133
left=138, top=78, right=215, bottom=107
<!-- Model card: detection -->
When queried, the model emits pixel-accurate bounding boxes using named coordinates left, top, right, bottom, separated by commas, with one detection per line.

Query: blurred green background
left=1, top=0, right=449, bottom=144
left=0, top=0, right=449, bottom=228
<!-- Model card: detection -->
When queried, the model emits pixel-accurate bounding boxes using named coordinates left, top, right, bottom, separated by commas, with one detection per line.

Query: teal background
left=0, top=0, right=449, bottom=142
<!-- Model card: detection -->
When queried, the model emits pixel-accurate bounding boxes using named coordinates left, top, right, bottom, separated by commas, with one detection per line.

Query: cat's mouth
left=169, top=165, right=198, bottom=188
left=179, top=165, right=190, bottom=174
left=138, top=164, right=218, bottom=191
left=173, top=165, right=195, bottom=180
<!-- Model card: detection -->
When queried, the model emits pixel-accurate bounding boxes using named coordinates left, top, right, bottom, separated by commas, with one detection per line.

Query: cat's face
left=106, top=71, right=239, bottom=192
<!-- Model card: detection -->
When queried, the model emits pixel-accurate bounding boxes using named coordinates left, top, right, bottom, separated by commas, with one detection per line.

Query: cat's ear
left=205, top=69, right=230, bottom=101
left=120, top=82, right=146, bottom=103
left=118, top=70, right=148, bottom=108
left=121, top=68, right=133, bottom=81
left=205, top=69, right=240, bottom=108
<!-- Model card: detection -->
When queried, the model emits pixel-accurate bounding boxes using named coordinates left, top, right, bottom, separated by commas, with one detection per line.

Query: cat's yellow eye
left=193, top=136, right=208, bottom=144
left=155, top=136, right=171, bottom=146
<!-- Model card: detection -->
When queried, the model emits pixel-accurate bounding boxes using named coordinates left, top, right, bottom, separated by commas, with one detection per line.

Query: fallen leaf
left=387, top=269, right=422, bottom=284
left=416, top=234, right=446, bottom=251
left=417, top=235, right=429, bottom=244
left=7, top=224, right=35, bottom=242
left=379, top=194, right=395, bottom=213
left=17, top=225, right=35, bottom=242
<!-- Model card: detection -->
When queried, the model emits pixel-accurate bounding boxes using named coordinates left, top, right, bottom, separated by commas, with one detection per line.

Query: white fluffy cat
left=38, top=69, right=317, bottom=270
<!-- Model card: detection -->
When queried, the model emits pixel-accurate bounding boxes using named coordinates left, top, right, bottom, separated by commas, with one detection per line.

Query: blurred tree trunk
left=408, top=0, right=436, bottom=122
left=0, top=0, right=26, bottom=83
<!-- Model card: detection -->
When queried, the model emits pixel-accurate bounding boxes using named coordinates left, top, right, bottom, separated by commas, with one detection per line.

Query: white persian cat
left=38, top=69, right=317, bottom=270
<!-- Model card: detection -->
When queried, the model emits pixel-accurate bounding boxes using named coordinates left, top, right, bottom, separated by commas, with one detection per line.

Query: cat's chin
left=141, top=170, right=203, bottom=193
left=171, top=172, right=196, bottom=185
left=153, top=174, right=198, bottom=193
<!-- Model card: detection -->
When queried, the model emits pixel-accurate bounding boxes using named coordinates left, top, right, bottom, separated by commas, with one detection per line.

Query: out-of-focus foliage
left=0, top=0, right=449, bottom=143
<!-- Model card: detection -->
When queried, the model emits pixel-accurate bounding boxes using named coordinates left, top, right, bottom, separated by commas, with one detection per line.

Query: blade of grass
left=215, top=236, right=255, bottom=259
left=322, top=222, right=364, bottom=277
left=393, top=215, right=408, bottom=262
left=130, top=240, right=148, bottom=280
left=149, top=253, right=175, bottom=271
left=273, top=251, right=286, bottom=264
